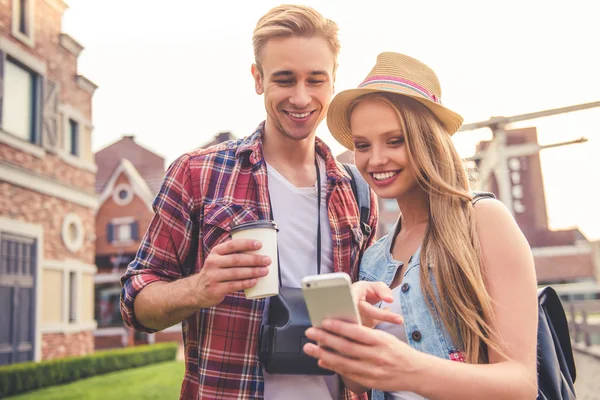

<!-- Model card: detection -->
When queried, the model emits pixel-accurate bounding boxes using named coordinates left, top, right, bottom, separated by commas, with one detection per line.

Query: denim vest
left=359, top=220, right=466, bottom=400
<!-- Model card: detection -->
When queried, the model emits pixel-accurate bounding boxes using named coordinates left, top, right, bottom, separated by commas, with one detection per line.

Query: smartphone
left=301, top=272, right=362, bottom=327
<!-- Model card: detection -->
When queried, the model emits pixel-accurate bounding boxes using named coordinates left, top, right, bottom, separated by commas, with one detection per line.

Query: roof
left=95, top=135, right=165, bottom=194
left=196, top=131, right=237, bottom=150
left=97, top=158, right=155, bottom=212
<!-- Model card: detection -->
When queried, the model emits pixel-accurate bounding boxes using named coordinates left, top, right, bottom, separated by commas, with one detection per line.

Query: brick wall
left=42, top=331, right=94, bottom=360
left=534, top=253, right=595, bottom=283
left=95, top=331, right=182, bottom=351
left=0, top=0, right=93, bottom=120
left=95, top=335, right=125, bottom=351
left=0, top=182, right=95, bottom=263
left=0, top=144, right=96, bottom=193
left=95, top=136, right=165, bottom=195
left=156, top=331, right=183, bottom=344
left=96, top=173, right=154, bottom=256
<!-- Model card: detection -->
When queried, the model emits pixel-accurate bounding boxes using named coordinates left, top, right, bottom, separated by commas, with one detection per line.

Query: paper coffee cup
left=230, top=220, right=279, bottom=299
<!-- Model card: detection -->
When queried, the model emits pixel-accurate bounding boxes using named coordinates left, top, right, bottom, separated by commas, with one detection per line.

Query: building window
left=508, top=157, right=521, bottom=171
left=65, top=119, right=79, bottom=156
left=61, top=213, right=85, bottom=253
left=116, top=223, right=132, bottom=242
left=19, top=0, right=27, bottom=34
left=2, top=59, right=39, bottom=143
left=95, top=284, right=124, bottom=328
left=12, top=0, right=34, bottom=45
left=112, top=183, right=133, bottom=206
left=107, top=219, right=139, bottom=244
left=68, top=271, right=77, bottom=323
left=0, top=232, right=37, bottom=364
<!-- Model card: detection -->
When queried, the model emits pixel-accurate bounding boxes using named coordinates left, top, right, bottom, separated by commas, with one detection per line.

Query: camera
left=259, top=287, right=334, bottom=375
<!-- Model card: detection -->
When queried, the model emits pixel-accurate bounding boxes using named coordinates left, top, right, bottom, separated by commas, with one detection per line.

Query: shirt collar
left=236, top=121, right=346, bottom=182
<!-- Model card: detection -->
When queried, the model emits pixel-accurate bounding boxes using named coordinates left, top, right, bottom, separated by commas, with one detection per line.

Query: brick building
left=93, top=135, right=173, bottom=349
left=0, top=0, right=98, bottom=364
left=93, top=131, right=236, bottom=349
left=337, top=126, right=600, bottom=286
left=476, top=127, right=599, bottom=285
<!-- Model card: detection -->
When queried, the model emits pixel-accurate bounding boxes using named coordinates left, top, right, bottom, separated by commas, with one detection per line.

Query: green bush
left=0, top=342, right=178, bottom=398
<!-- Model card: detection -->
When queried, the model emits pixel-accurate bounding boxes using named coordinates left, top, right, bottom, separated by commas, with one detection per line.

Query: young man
left=120, top=5, right=378, bottom=399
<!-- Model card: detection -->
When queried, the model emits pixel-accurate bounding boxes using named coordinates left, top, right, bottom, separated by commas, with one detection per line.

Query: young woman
left=303, top=52, right=539, bottom=399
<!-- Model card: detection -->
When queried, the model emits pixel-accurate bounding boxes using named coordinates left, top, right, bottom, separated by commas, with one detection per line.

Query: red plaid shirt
left=121, top=123, right=378, bottom=399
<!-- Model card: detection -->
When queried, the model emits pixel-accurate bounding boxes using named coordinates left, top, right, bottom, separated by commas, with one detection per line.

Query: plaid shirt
left=121, top=123, right=378, bottom=399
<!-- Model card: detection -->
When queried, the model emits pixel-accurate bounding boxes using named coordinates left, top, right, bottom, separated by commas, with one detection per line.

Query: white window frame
left=42, top=259, right=97, bottom=334
left=11, top=0, right=35, bottom=48
left=65, top=118, right=79, bottom=156
left=115, top=223, right=132, bottom=242
left=110, top=217, right=136, bottom=245
left=61, top=213, right=85, bottom=253
left=3, top=59, right=36, bottom=142
left=0, top=217, right=43, bottom=362
left=112, top=183, right=134, bottom=206
left=68, top=271, right=78, bottom=323
left=58, top=104, right=97, bottom=173
left=0, top=37, right=45, bottom=155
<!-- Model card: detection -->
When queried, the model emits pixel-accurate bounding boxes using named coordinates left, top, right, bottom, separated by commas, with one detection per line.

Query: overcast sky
left=61, top=0, right=600, bottom=239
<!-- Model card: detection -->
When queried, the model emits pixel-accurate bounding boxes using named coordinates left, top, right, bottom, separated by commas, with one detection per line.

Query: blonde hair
left=252, top=5, right=340, bottom=75
left=348, top=93, right=502, bottom=364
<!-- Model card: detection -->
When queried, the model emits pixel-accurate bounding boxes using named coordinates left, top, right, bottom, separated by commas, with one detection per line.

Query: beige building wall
left=42, top=269, right=63, bottom=324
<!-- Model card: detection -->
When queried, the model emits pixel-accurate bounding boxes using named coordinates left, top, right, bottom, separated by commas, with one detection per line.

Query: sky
left=61, top=0, right=600, bottom=240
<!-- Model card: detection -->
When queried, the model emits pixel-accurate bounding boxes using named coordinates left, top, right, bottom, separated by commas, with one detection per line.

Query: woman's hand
left=303, top=318, right=423, bottom=393
left=352, top=281, right=403, bottom=328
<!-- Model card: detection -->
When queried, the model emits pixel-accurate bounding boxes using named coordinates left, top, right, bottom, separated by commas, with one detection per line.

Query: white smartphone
left=301, top=272, right=362, bottom=327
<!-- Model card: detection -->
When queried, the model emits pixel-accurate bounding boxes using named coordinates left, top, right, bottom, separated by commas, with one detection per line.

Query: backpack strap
left=471, top=191, right=495, bottom=205
left=343, top=163, right=372, bottom=237
left=537, top=286, right=577, bottom=384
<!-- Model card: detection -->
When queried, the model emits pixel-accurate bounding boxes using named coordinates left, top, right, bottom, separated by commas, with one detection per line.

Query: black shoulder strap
left=343, top=164, right=372, bottom=237
left=471, top=191, right=495, bottom=205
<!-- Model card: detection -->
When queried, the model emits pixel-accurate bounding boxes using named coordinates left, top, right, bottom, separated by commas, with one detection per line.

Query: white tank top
left=262, top=156, right=339, bottom=400
left=374, top=286, right=426, bottom=400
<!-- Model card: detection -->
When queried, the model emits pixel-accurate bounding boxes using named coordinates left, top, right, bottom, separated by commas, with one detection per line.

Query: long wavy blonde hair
left=348, top=93, right=502, bottom=364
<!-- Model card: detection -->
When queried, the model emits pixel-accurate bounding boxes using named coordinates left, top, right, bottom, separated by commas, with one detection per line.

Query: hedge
left=0, top=342, right=179, bottom=398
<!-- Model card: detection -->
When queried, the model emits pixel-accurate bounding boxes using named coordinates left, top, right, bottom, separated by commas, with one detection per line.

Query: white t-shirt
left=262, top=156, right=339, bottom=400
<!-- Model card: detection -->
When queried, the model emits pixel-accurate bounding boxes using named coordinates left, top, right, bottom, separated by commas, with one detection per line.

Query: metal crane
left=461, top=101, right=600, bottom=214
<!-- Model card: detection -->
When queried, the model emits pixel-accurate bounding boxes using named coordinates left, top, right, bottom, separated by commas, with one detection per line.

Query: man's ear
left=251, top=64, right=264, bottom=95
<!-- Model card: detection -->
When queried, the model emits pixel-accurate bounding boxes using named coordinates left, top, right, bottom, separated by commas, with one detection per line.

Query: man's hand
left=352, top=281, right=403, bottom=328
left=191, top=238, right=271, bottom=308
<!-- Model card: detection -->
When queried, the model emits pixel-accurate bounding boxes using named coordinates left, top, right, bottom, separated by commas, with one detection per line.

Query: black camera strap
left=266, top=157, right=322, bottom=287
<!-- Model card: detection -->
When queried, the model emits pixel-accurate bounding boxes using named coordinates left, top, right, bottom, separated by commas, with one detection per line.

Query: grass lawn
left=7, top=360, right=185, bottom=400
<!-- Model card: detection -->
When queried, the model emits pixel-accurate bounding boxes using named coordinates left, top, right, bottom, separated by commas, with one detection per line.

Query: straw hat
left=327, top=52, right=464, bottom=150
